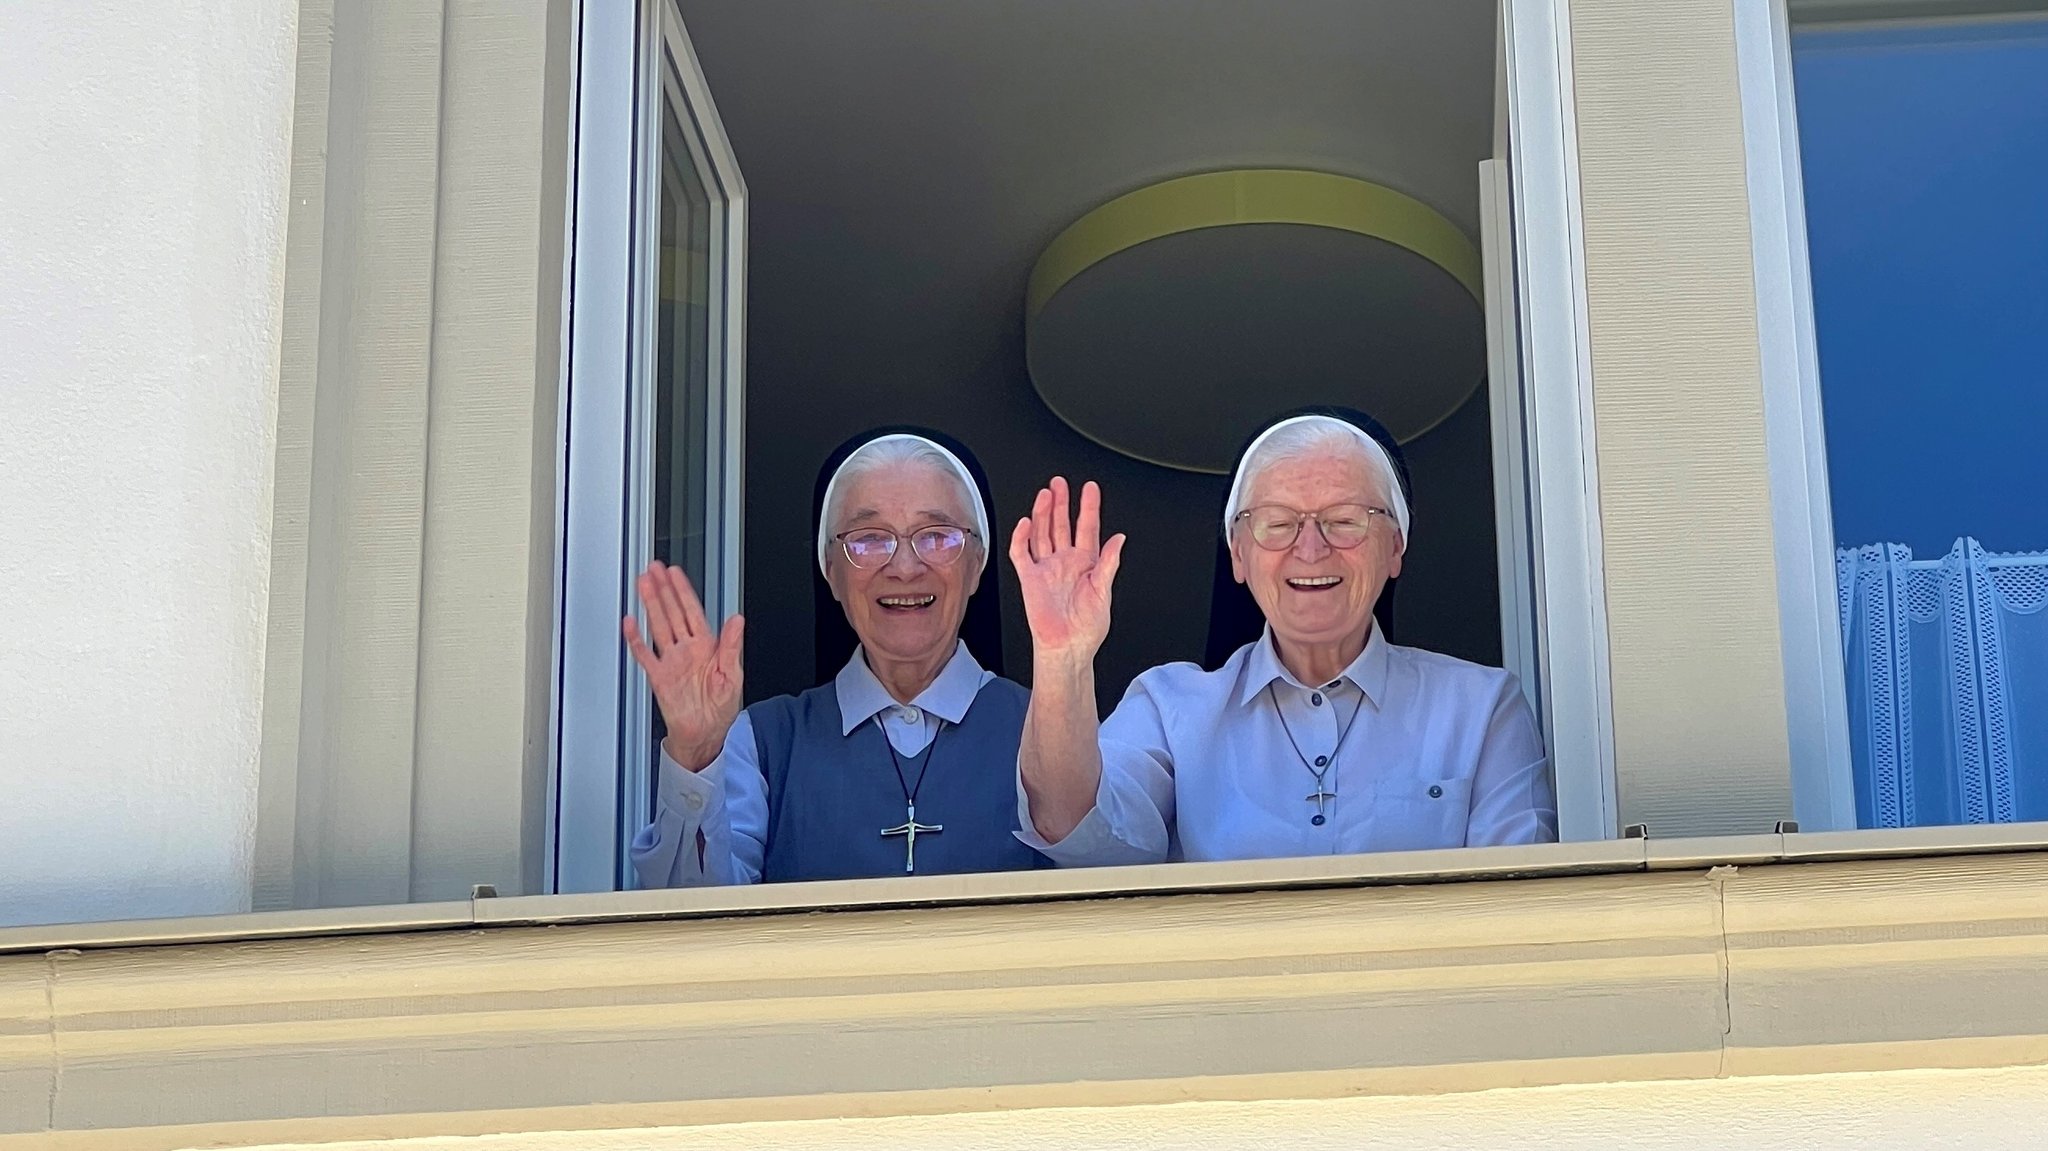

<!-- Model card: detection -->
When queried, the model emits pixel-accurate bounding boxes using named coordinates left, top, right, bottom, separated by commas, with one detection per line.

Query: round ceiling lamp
left=1025, top=169, right=1486, bottom=474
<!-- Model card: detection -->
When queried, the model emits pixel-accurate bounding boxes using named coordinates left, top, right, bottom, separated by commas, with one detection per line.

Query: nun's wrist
left=662, top=731, right=725, bottom=774
left=1031, top=649, right=1096, bottom=689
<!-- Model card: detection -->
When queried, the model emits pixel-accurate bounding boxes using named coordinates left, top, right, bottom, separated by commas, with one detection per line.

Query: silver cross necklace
left=1269, top=682, right=1368, bottom=826
left=877, top=716, right=945, bottom=873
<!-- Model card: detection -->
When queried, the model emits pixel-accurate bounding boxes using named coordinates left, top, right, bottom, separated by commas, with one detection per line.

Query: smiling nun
left=1007, top=409, right=1557, bottom=865
left=627, top=429, right=1048, bottom=885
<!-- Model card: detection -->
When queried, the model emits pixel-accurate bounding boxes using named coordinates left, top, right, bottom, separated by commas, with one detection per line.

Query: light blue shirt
left=1017, top=628, right=1556, bottom=866
left=630, top=641, right=995, bottom=887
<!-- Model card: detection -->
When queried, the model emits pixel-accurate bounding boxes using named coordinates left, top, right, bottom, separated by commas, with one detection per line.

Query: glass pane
left=654, top=90, right=713, bottom=588
left=649, top=75, right=715, bottom=782
left=1794, top=16, right=2048, bottom=827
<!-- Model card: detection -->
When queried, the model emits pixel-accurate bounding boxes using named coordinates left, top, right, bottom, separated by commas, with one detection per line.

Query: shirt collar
left=1233, top=625, right=1392, bottom=710
left=834, top=641, right=987, bottom=735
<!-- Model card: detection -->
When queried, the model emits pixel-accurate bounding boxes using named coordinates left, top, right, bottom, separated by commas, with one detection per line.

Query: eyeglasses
left=834, top=524, right=978, bottom=570
left=1233, top=503, right=1393, bottom=552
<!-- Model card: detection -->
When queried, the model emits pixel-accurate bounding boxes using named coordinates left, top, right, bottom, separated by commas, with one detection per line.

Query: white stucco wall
left=0, top=1, right=297, bottom=927
left=255, top=1066, right=2048, bottom=1151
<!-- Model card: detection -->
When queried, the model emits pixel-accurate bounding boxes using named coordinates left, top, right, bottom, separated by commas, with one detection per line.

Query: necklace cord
left=1268, top=682, right=1367, bottom=792
left=876, top=715, right=944, bottom=806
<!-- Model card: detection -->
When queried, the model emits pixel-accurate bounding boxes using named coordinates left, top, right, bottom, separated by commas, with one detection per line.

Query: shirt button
left=686, top=793, right=707, bottom=812
left=900, top=706, right=921, bottom=723
left=1427, top=785, right=1443, bottom=799
left=1310, top=693, right=1323, bottom=707
left=1314, top=755, right=1329, bottom=768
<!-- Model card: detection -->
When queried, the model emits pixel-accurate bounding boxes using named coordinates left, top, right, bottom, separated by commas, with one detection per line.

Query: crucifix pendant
left=1306, top=785, right=1336, bottom=827
left=880, top=802, right=943, bottom=873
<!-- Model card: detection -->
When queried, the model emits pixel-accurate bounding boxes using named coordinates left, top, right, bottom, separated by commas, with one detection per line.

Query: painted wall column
left=258, top=0, right=571, bottom=909
left=1568, top=0, right=1799, bottom=835
left=0, top=0, right=300, bottom=927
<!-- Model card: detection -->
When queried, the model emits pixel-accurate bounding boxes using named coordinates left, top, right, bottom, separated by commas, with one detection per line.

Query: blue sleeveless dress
left=746, top=677, right=1050, bottom=881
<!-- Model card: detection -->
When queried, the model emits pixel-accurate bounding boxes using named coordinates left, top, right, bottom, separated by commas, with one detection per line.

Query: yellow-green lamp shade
left=1025, top=169, right=1485, bottom=473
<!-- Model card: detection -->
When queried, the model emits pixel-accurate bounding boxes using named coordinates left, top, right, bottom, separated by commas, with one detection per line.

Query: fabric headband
left=1221, top=414, right=1412, bottom=544
left=816, top=433, right=992, bottom=575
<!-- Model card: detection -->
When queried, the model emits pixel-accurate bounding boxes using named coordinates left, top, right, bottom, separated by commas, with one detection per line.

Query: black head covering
left=812, top=426, right=1008, bottom=684
left=1201, top=405, right=1413, bottom=669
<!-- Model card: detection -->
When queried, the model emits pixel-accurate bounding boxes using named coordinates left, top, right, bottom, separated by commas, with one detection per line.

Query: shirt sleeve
left=628, top=712, right=768, bottom=887
left=1464, top=674, right=1559, bottom=847
left=1015, top=672, right=1177, bottom=867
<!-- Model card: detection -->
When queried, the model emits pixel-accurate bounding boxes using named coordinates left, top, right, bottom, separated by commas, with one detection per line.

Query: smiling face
left=1229, top=446, right=1405, bottom=663
left=825, top=460, right=984, bottom=669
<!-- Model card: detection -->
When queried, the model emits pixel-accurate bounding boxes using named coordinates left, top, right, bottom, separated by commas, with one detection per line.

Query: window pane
left=647, top=77, right=717, bottom=793
left=1795, top=15, right=2048, bottom=827
left=653, top=92, right=713, bottom=592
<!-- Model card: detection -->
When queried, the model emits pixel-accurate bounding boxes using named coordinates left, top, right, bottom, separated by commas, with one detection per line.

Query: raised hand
left=1008, top=477, right=1126, bottom=666
left=621, top=560, right=745, bottom=772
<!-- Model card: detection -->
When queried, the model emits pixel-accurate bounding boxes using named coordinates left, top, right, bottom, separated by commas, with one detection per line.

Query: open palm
left=1008, top=477, right=1126, bottom=663
left=621, top=560, right=745, bottom=772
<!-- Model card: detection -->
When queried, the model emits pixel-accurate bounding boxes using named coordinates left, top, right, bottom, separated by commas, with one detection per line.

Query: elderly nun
left=626, top=429, right=1048, bottom=885
left=1008, top=410, right=1557, bottom=865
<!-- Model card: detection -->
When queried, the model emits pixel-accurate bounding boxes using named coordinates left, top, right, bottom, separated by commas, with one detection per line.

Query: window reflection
left=1796, top=15, right=2048, bottom=827
left=650, top=87, right=715, bottom=799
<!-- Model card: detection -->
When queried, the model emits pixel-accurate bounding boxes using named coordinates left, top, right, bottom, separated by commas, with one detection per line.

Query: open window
left=555, top=0, right=1614, bottom=891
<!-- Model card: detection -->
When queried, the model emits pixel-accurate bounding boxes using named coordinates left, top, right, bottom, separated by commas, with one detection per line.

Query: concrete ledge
left=4, top=848, right=2048, bottom=1148
left=9, top=823, right=2048, bottom=955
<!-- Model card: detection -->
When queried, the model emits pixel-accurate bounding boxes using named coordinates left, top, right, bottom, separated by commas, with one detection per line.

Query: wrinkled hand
left=1008, top=477, right=1126, bottom=665
left=622, top=561, right=744, bottom=772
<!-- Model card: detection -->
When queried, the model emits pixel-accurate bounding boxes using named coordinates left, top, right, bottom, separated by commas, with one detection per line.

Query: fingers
left=666, top=563, right=711, bottom=640
left=1096, top=533, right=1128, bottom=597
left=1031, top=484, right=1054, bottom=562
left=1051, top=475, right=1073, bottom=552
left=658, top=569, right=694, bottom=642
left=622, top=616, right=660, bottom=675
left=637, top=564, right=680, bottom=650
left=716, top=614, right=746, bottom=678
left=1018, top=479, right=1111, bottom=565
left=1008, top=516, right=1034, bottom=572
left=1075, top=480, right=1102, bottom=554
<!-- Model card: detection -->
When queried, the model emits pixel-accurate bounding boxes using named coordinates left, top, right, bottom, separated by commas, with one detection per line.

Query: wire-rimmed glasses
left=1232, top=503, right=1393, bottom=551
left=834, top=524, right=978, bottom=570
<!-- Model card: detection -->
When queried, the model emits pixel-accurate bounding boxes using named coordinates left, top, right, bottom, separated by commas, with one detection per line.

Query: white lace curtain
left=1837, top=538, right=2048, bottom=828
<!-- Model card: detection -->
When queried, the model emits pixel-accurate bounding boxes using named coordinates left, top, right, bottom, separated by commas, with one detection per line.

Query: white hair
left=1222, top=415, right=1411, bottom=543
left=817, top=434, right=990, bottom=574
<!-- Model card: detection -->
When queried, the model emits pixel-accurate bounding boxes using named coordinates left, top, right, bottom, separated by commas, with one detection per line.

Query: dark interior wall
left=1395, top=387, right=1502, bottom=668
left=737, top=206, right=1505, bottom=708
left=736, top=214, right=1238, bottom=706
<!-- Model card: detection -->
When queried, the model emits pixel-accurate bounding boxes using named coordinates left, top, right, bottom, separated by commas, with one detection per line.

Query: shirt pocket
left=1367, top=776, right=1474, bottom=853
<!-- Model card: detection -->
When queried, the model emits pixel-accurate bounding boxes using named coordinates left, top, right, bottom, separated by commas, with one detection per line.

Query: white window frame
left=1480, top=158, right=1542, bottom=736
left=551, top=0, right=747, bottom=893
left=1499, top=0, right=1622, bottom=842
left=1729, top=0, right=1882, bottom=833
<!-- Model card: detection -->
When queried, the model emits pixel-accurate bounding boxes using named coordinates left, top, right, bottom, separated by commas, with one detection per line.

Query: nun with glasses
left=626, top=429, right=1048, bottom=885
left=1008, top=409, right=1557, bottom=866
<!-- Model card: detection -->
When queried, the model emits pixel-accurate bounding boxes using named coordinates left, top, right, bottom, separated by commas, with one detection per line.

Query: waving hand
left=621, top=560, right=745, bottom=772
left=1008, top=477, right=1126, bottom=665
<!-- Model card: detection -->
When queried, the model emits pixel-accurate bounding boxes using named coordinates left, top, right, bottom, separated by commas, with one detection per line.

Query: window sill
left=7, top=822, right=2048, bottom=955
left=5, top=827, right=2048, bottom=1148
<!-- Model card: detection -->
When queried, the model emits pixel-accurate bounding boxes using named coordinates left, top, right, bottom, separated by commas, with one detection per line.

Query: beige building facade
left=3, top=0, right=2045, bottom=1146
